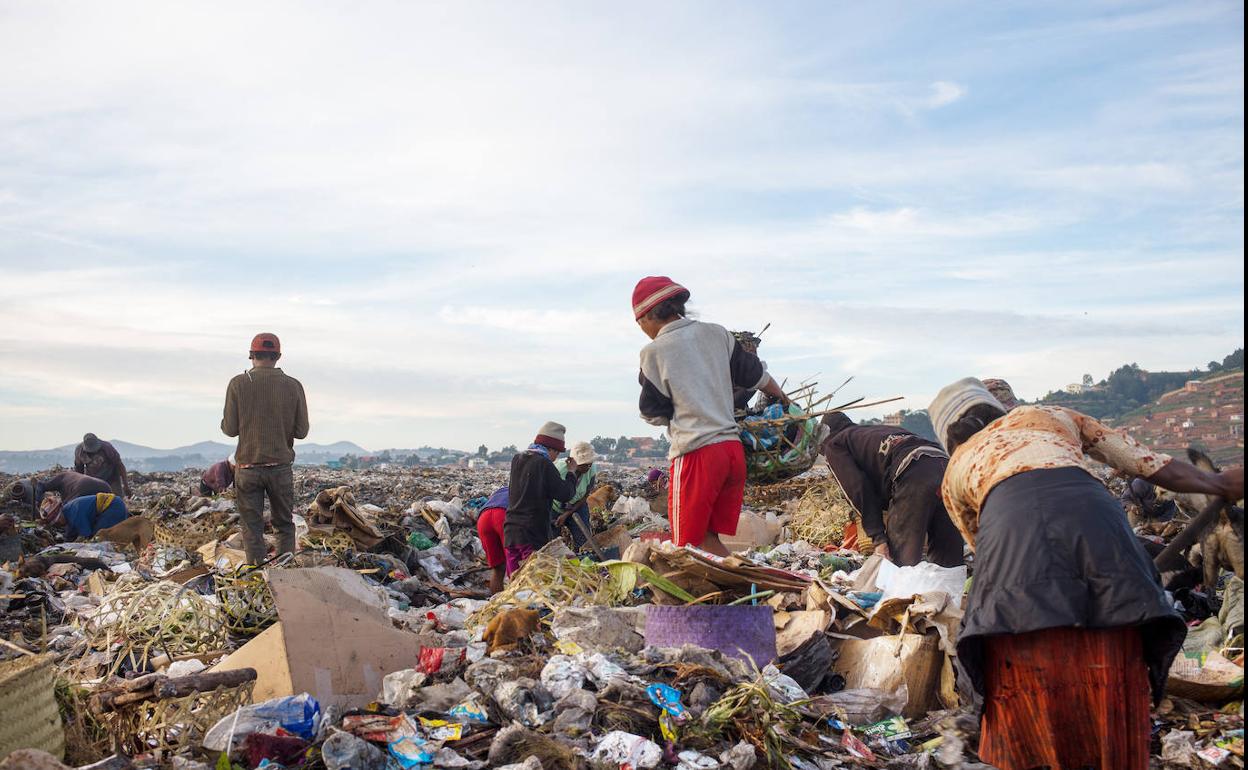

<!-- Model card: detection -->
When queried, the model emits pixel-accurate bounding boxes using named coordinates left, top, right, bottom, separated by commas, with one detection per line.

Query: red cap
left=249, top=333, right=281, bottom=354
left=632, top=276, right=689, bottom=320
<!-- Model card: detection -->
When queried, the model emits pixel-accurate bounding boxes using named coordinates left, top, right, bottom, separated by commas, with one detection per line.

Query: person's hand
left=1220, top=467, right=1244, bottom=503
left=873, top=542, right=890, bottom=559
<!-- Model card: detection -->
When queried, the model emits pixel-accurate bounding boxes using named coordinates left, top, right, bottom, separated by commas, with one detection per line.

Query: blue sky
left=0, top=1, right=1243, bottom=452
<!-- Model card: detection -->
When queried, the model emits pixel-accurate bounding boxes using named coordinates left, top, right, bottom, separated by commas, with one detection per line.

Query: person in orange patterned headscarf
left=929, top=377, right=1243, bottom=770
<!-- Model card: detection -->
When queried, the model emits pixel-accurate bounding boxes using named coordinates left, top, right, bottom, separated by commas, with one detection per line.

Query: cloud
left=923, top=81, right=966, bottom=109
left=0, top=2, right=1241, bottom=451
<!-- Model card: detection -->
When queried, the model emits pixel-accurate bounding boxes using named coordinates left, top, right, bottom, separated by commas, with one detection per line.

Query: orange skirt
left=978, top=626, right=1151, bottom=770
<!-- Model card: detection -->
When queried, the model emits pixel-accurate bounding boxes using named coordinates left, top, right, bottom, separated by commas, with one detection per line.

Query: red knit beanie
left=632, top=276, right=690, bottom=320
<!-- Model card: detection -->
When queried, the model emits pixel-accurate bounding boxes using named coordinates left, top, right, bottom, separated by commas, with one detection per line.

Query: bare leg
left=699, top=532, right=731, bottom=557
left=489, top=566, right=505, bottom=595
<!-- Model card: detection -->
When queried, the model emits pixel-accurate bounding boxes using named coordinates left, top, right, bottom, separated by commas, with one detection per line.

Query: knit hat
left=820, top=412, right=854, bottom=439
left=534, top=421, right=567, bottom=452
left=632, top=276, right=690, bottom=320
left=646, top=468, right=664, bottom=483
left=82, top=433, right=102, bottom=453
left=570, top=441, right=596, bottom=465
left=928, top=377, right=1006, bottom=451
left=981, top=378, right=1020, bottom=411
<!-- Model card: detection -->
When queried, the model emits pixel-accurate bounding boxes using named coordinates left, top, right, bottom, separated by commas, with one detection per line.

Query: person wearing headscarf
left=633, top=277, right=790, bottom=556
left=819, top=412, right=962, bottom=567
left=929, top=377, right=1243, bottom=770
left=502, top=422, right=578, bottom=574
left=60, top=493, right=130, bottom=541
left=979, top=378, right=1020, bottom=411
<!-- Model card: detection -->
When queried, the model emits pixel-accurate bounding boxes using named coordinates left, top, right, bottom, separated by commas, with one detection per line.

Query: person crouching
left=502, top=422, right=578, bottom=575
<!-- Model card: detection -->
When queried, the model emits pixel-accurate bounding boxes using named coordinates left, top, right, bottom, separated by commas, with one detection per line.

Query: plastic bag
left=877, top=561, right=967, bottom=603
left=380, top=669, right=427, bottom=708
left=321, top=730, right=387, bottom=770
left=540, top=655, right=588, bottom=700
left=591, top=731, right=662, bottom=769
left=203, top=693, right=322, bottom=752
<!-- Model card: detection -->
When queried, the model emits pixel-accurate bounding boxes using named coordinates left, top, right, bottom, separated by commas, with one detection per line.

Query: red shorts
left=476, top=506, right=506, bottom=568
left=669, top=440, right=746, bottom=547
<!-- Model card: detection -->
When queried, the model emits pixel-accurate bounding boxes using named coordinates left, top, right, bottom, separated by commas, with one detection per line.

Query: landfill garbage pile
left=2, top=466, right=1244, bottom=770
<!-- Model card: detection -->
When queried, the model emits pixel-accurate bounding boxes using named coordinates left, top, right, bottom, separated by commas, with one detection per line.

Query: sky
left=0, top=1, right=1243, bottom=453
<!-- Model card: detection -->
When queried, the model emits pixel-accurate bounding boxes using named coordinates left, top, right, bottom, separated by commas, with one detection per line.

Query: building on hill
left=882, top=412, right=904, bottom=426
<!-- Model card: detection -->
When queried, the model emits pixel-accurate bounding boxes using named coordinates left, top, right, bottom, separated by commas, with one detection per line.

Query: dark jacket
left=503, top=451, right=578, bottom=548
left=819, top=415, right=947, bottom=541
left=74, top=441, right=128, bottom=495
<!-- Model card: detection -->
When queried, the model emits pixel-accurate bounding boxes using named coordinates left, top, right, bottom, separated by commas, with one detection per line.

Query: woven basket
left=154, top=512, right=226, bottom=550
left=740, top=408, right=825, bottom=485
left=107, top=681, right=254, bottom=756
left=0, top=655, right=66, bottom=760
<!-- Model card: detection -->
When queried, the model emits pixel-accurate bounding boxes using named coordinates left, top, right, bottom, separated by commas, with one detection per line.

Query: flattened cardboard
left=211, top=567, right=421, bottom=708
left=831, top=632, right=942, bottom=718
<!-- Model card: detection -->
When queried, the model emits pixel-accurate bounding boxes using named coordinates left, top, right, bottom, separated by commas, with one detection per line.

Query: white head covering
left=928, top=377, right=1006, bottom=451
left=570, top=441, right=596, bottom=465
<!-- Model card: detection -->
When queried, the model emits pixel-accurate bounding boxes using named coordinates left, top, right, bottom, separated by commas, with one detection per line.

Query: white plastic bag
left=592, top=731, right=662, bottom=769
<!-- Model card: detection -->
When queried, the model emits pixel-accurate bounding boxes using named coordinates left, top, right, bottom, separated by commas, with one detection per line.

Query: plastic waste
left=611, top=496, right=653, bottom=517
left=380, top=669, right=428, bottom=708
left=761, top=664, right=807, bottom=704
left=646, top=683, right=688, bottom=721
left=591, top=731, right=663, bottom=769
left=407, top=532, right=436, bottom=551
left=321, top=730, right=387, bottom=770
left=719, top=741, right=758, bottom=770
left=675, top=750, right=719, bottom=770
left=817, top=686, right=908, bottom=726
left=166, top=658, right=207, bottom=677
left=493, top=679, right=551, bottom=728
left=553, top=689, right=597, bottom=737
left=447, top=698, right=489, bottom=724
left=203, top=693, right=322, bottom=752
left=877, top=561, right=968, bottom=603
left=388, top=736, right=435, bottom=769
left=540, top=655, right=588, bottom=700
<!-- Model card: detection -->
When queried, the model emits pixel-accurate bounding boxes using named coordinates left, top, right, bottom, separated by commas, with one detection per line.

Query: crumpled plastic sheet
left=591, top=731, right=663, bottom=769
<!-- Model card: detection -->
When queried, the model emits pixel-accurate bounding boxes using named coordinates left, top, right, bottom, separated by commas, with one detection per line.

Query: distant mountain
left=0, top=439, right=371, bottom=474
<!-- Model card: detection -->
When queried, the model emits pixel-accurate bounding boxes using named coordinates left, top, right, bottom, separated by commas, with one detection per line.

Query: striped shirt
left=221, top=367, right=310, bottom=466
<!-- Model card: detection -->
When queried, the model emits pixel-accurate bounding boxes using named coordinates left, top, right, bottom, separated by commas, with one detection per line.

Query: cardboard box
left=211, top=567, right=422, bottom=709
left=831, top=632, right=943, bottom=718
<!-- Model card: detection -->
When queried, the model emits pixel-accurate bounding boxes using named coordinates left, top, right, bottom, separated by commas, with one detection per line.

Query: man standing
left=634, top=277, right=789, bottom=556
left=552, top=441, right=599, bottom=550
left=75, top=433, right=131, bottom=497
left=819, top=412, right=963, bottom=567
left=221, top=333, right=309, bottom=565
left=502, top=422, right=578, bottom=574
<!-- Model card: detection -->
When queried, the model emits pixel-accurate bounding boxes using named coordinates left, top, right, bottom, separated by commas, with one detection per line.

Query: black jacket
left=503, top=450, right=578, bottom=548
left=819, top=416, right=945, bottom=541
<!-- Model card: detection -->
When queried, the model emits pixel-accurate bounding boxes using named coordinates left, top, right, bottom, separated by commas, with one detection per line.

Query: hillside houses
left=1115, top=371, right=1245, bottom=465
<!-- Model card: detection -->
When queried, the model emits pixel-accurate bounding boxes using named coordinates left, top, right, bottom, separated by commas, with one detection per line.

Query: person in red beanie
left=501, top=421, right=578, bottom=574
left=221, top=332, right=309, bottom=564
left=633, top=277, right=790, bottom=556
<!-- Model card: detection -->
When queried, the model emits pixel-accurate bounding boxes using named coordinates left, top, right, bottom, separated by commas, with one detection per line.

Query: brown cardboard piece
left=774, top=610, right=832, bottom=657
left=831, top=632, right=943, bottom=718
left=211, top=567, right=422, bottom=709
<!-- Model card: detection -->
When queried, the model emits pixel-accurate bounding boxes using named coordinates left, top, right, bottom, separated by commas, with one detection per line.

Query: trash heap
left=2, top=466, right=1244, bottom=770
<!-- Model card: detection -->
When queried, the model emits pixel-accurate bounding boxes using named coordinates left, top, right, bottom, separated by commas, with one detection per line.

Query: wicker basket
left=107, top=680, right=254, bottom=756
left=740, top=407, right=825, bottom=485
left=0, top=655, right=66, bottom=760
left=154, top=512, right=227, bottom=551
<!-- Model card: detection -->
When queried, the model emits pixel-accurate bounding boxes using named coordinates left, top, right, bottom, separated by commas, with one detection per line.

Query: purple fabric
left=484, top=486, right=510, bottom=511
left=504, top=543, right=534, bottom=576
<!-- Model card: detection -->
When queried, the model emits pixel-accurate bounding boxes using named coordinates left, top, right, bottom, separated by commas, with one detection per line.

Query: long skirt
left=978, top=625, right=1151, bottom=770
